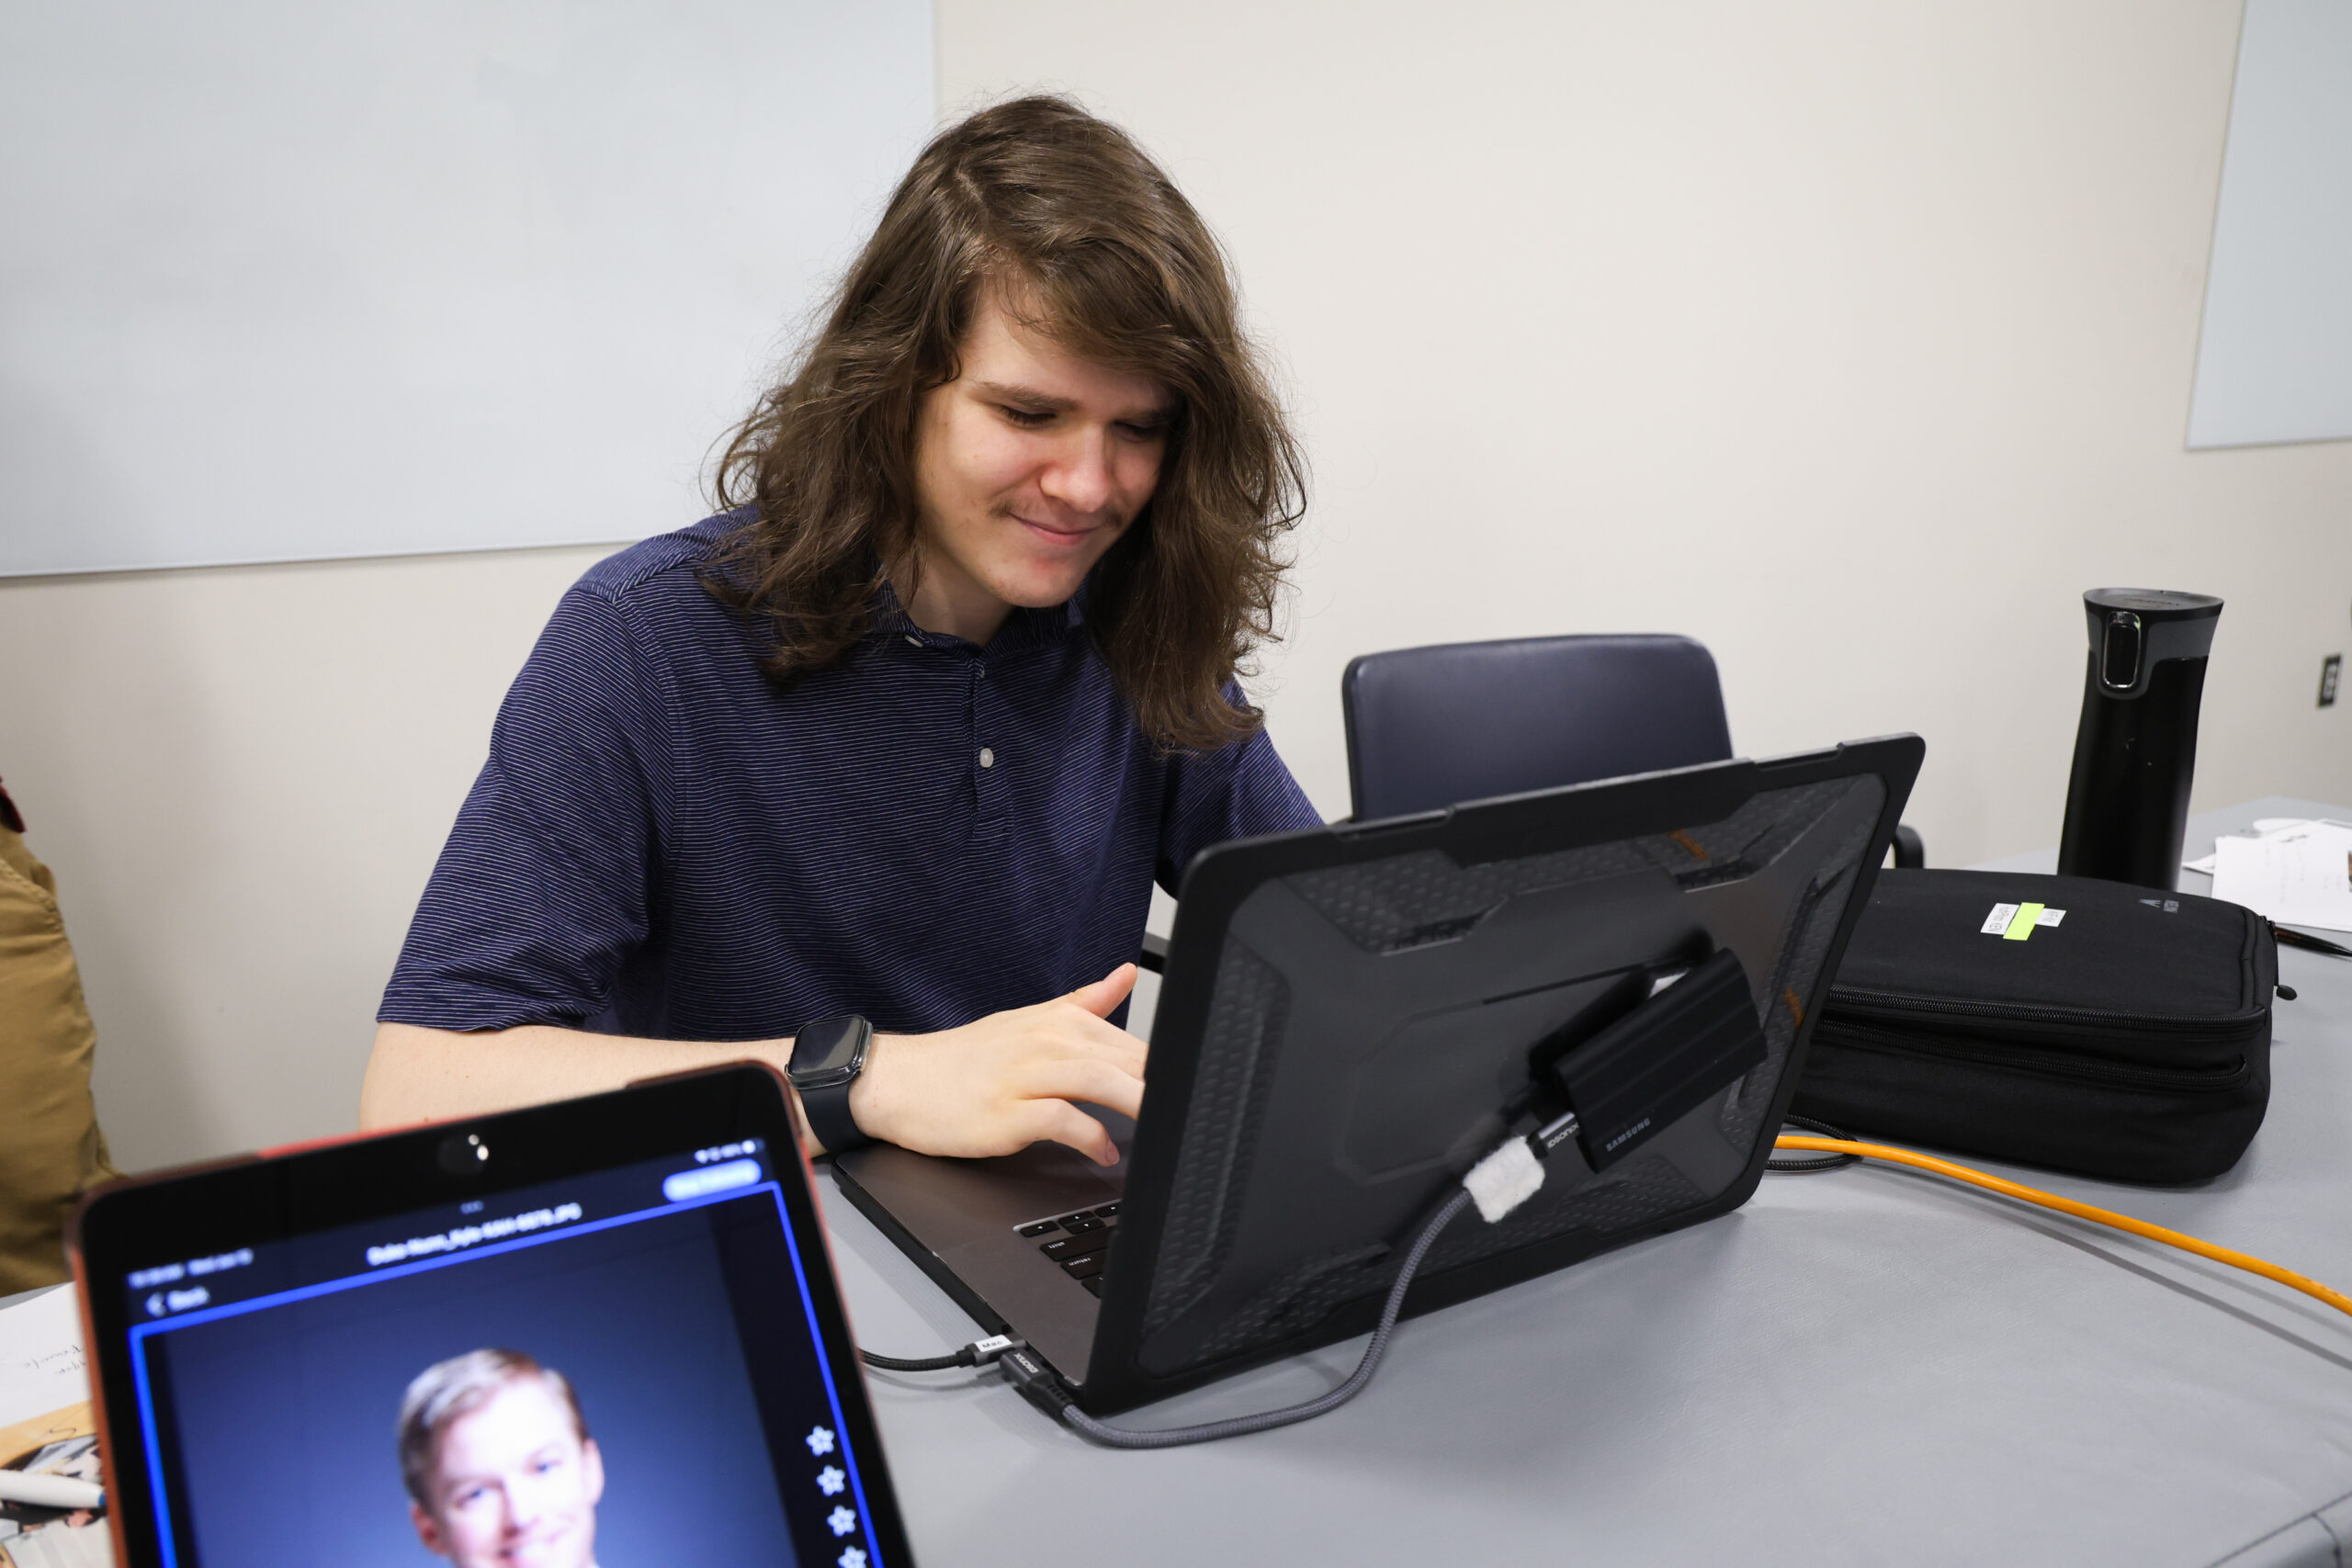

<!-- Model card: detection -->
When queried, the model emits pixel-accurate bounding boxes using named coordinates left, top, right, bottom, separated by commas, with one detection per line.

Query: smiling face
left=409, top=1377, right=604, bottom=1568
left=899, top=288, right=1172, bottom=646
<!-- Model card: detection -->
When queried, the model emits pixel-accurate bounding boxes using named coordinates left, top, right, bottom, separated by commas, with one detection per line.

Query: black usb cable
left=859, top=1334, right=1018, bottom=1373
left=1765, top=1112, right=1861, bottom=1172
left=858, top=1110, right=1572, bottom=1450
left=1002, top=1186, right=1476, bottom=1450
left=850, top=1187, right=1476, bottom=1447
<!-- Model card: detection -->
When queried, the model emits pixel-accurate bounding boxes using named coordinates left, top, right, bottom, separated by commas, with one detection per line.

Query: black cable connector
left=859, top=1333, right=1019, bottom=1374
left=996, top=1344, right=1080, bottom=1423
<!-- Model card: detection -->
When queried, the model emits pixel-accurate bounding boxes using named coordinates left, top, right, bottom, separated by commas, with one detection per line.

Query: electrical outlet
left=2323, top=653, right=2343, bottom=708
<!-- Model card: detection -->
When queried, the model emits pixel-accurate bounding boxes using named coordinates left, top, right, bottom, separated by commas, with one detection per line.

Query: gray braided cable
left=1057, top=1188, right=1476, bottom=1449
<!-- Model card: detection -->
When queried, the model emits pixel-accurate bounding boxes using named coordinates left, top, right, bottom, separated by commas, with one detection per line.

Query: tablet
left=70, top=1063, right=912, bottom=1568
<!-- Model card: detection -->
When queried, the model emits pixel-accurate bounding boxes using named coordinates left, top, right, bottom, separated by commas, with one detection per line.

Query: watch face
left=789, top=1017, right=866, bottom=1088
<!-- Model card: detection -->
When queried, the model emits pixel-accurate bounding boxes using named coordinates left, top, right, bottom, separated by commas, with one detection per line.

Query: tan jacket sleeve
left=0, top=823, right=119, bottom=1293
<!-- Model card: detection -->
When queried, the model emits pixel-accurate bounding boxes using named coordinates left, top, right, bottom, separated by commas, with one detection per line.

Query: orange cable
left=1773, top=1134, right=2352, bottom=1322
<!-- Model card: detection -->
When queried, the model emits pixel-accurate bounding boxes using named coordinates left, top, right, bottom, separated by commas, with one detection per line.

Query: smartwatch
left=786, top=1014, right=874, bottom=1153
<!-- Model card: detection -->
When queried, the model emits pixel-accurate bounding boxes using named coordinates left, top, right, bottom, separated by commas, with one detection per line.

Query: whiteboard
left=0, top=1, right=933, bottom=576
left=2188, top=0, right=2352, bottom=449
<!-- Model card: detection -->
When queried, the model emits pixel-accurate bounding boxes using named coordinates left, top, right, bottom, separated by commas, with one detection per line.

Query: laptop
left=71, top=1064, right=915, bottom=1568
left=833, top=737, right=1924, bottom=1416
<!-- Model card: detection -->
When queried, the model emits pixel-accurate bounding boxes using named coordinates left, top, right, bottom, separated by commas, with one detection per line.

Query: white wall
left=0, top=547, right=607, bottom=1169
left=936, top=0, right=2351, bottom=846
left=3, top=0, right=2346, bottom=1171
left=0, top=0, right=933, bottom=575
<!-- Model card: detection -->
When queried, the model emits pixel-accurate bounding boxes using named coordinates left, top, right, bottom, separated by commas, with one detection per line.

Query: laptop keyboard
left=1014, top=1202, right=1121, bottom=1297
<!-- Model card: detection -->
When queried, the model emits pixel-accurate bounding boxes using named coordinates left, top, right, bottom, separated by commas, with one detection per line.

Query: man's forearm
left=360, top=1021, right=793, bottom=1134
left=361, top=964, right=1146, bottom=1167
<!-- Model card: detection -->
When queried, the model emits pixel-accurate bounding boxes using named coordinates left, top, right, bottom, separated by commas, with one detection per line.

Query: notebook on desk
left=832, top=736, right=1923, bottom=1417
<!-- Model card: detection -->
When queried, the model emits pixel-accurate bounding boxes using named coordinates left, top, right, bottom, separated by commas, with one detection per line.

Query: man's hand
left=844, top=964, right=1146, bottom=1167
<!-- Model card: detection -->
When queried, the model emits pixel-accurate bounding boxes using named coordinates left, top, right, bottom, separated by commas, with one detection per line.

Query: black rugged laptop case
left=1794, top=869, right=2280, bottom=1184
left=1077, top=737, right=1923, bottom=1414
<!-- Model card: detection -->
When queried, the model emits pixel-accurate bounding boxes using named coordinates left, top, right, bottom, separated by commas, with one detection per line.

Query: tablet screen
left=90, top=1091, right=898, bottom=1568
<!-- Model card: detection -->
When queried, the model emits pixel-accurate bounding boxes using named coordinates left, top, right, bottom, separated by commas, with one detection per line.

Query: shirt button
left=978, top=748, right=996, bottom=769
left=904, top=635, right=922, bottom=648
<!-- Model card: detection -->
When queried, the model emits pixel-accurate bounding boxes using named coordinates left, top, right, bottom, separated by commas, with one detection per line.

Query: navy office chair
left=1340, top=632, right=1926, bottom=860
left=1344, top=635, right=1731, bottom=819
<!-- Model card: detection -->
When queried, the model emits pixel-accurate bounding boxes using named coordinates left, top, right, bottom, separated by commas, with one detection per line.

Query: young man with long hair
left=361, top=97, right=1317, bottom=1163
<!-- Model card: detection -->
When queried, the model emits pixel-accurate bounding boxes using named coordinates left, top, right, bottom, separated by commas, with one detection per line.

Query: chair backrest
left=1341, top=634, right=1734, bottom=820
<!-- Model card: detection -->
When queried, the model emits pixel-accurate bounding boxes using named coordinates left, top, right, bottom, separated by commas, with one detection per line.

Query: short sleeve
left=1155, top=704, right=1323, bottom=894
left=379, top=586, right=674, bottom=1031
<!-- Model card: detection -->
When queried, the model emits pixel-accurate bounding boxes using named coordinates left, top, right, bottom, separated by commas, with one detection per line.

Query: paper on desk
left=2211, top=827, right=2352, bottom=933
left=0, top=1288, right=113, bottom=1568
left=0, top=1291, right=84, bottom=1432
left=2182, top=818, right=2346, bottom=874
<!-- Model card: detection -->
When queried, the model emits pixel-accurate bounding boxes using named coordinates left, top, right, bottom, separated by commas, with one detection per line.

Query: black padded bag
left=1793, top=869, right=2278, bottom=1184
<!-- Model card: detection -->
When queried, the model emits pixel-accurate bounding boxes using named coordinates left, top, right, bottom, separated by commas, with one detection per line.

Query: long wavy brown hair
left=703, top=95, right=1306, bottom=750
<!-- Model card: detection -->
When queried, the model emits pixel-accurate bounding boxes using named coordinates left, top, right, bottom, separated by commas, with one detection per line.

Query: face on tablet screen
left=85, top=1098, right=905, bottom=1568
left=401, top=1352, right=605, bottom=1568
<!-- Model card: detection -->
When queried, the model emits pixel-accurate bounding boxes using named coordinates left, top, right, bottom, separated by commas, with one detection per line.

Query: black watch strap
left=787, top=1015, right=874, bottom=1152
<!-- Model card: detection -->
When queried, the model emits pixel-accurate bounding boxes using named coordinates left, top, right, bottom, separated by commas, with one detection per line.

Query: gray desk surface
left=818, top=797, right=2352, bottom=1568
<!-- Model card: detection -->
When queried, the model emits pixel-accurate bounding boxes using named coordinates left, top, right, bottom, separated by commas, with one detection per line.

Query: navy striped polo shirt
left=379, top=513, right=1320, bottom=1042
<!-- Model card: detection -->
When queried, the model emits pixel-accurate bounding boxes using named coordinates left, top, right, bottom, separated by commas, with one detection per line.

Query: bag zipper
left=1826, top=985, right=2262, bottom=1039
left=1815, top=1020, right=2253, bottom=1094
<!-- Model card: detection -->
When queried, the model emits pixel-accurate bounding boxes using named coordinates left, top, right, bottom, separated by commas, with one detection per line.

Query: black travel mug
left=2056, top=588, right=2222, bottom=891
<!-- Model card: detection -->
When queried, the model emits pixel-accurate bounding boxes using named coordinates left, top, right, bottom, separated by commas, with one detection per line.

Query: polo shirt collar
left=874, top=576, right=1090, bottom=656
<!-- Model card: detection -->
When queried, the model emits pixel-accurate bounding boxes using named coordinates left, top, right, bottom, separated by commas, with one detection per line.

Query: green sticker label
left=2002, top=902, right=2046, bottom=941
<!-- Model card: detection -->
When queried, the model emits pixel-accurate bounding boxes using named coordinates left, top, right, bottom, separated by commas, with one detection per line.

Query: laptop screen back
left=1094, top=750, right=1913, bottom=1411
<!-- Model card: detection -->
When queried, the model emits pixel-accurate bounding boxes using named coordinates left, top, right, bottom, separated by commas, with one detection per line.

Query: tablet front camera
left=435, top=1130, right=492, bottom=1177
